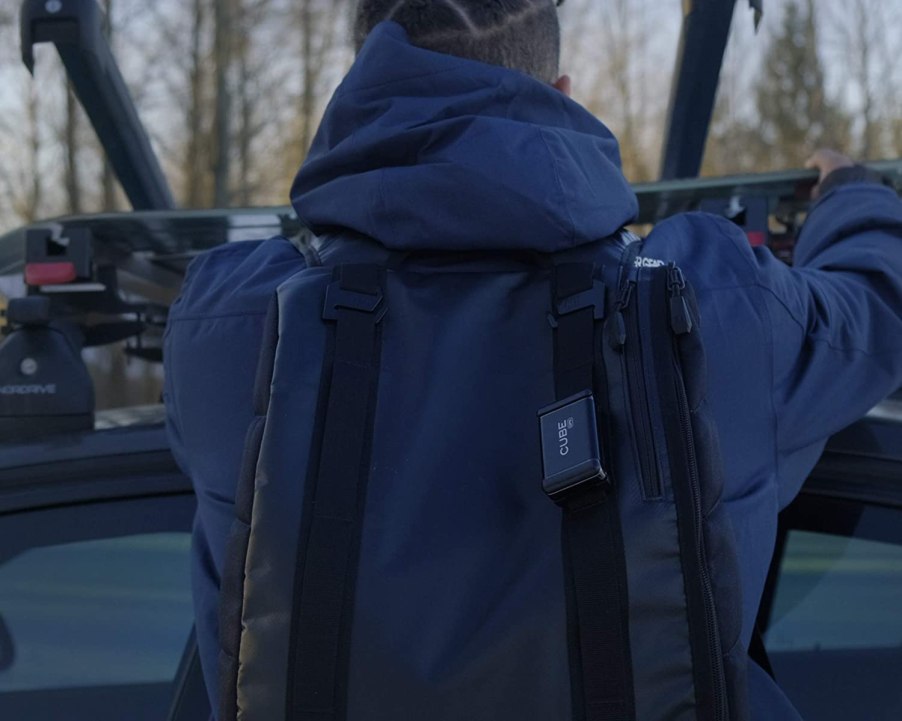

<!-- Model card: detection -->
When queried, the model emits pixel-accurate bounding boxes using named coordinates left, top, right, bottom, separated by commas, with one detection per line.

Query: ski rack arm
left=20, top=0, right=176, bottom=211
left=660, top=0, right=764, bottom=181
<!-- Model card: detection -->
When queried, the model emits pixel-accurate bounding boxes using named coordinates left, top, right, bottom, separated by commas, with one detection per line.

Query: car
left=1, top=398, right=900, bottom=720
left=1, top=1, right=901, bottom=720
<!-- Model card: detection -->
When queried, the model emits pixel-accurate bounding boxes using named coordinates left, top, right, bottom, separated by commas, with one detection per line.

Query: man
left=165, top=1, right=902, bottom=718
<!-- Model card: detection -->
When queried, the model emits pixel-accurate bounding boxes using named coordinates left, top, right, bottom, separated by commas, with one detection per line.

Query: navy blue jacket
left=165, top=22, right=902, bottom=719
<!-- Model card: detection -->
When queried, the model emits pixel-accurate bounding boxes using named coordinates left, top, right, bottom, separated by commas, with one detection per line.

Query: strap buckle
left=538, top=390, right=608, bottom=504
left=322, top=282, right=387, bottom=322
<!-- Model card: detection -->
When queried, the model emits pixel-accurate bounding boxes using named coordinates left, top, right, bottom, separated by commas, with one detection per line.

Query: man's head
left=353, top=0, right=565, bottom=85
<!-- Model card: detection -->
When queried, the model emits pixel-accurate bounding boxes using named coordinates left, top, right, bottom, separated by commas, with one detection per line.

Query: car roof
left=0, top=405, right=170, bottom=470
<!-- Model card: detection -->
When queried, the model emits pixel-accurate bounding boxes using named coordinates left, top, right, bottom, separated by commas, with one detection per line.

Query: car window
left=0, top=494, right=194, bottom=721
left=764, top=495, right=902, bottom=721
left=766, top=530, right=902, bottom=652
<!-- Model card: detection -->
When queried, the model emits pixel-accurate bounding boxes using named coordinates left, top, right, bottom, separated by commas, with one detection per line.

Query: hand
left=805, top=149, right=855, bottom=199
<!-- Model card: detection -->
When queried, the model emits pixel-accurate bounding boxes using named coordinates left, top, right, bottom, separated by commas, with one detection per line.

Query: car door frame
left=0, top=422, right=206, bottom=721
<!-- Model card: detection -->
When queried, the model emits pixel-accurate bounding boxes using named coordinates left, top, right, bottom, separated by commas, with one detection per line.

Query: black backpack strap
left=287, top=264, right=387, bottom=721
left=543, top=262, right=636, bottom=721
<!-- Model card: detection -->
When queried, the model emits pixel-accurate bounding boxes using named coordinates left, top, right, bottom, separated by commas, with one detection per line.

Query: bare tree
left=64, top=83, right=84, bottom=214
left=753, top=0, right=851, bottom=169
left=235, top=1, right=255, bottom=205
left=233, top=0, right=273, bottom=204
left=824, top=0, right=902, bottom=160
left=16, top=85, right=44, bottom=222
left=298, top=0, right=335, bottom=156
left=560, top=0, right=678, bottom=181
left=212, top=0, right=235, bottom=206
left=100, top=0, right=119, bottom=211
left=599, top=0, right=649, bottom=179
left=293, top=0, right=351, bottom=162
left=184, top=0, right=212, bottom=206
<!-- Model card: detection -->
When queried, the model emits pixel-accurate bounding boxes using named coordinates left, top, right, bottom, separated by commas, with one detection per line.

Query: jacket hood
left=291, top=22, right=638, bottom=253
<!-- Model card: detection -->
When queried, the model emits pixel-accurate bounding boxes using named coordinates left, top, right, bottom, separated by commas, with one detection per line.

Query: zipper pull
left=607, top=281, right=633, bottom=349
left=667, top=264, right=693, bottom=336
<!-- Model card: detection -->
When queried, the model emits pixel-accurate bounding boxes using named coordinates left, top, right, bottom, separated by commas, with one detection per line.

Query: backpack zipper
left=667, top=265, right=693, bottom=336
left=668, top=264, right=728, bottom=721
left=609, top=273, right=664, bottom=501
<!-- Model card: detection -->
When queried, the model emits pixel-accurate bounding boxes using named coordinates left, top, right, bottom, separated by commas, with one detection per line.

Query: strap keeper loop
left=555, top=281, right=606, bottom=320
left=322, top=282, right=386, bottom=322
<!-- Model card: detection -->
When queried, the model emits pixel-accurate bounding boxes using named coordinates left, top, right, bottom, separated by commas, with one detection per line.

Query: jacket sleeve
left=753, top=180, right=902, bottom=506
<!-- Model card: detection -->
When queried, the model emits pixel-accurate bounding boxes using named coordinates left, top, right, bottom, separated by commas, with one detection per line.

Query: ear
left=552, top=74, right=572, bottom=97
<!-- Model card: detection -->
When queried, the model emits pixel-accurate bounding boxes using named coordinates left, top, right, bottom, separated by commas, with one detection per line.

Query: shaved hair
left=353, top=0, right=564, bottom=83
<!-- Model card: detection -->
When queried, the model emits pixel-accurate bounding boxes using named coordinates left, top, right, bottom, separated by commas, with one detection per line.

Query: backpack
left=216, top=228, right=750, bottom=721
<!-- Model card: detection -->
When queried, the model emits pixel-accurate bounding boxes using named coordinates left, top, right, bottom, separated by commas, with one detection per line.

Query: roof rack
left=0, top=296, right=94, bottom=440
left=0, top=225, right=168, bottom=438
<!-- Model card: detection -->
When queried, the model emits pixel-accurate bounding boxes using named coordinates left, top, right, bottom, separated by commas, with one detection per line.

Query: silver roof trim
left=867, top=399, right=902, bottom=424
